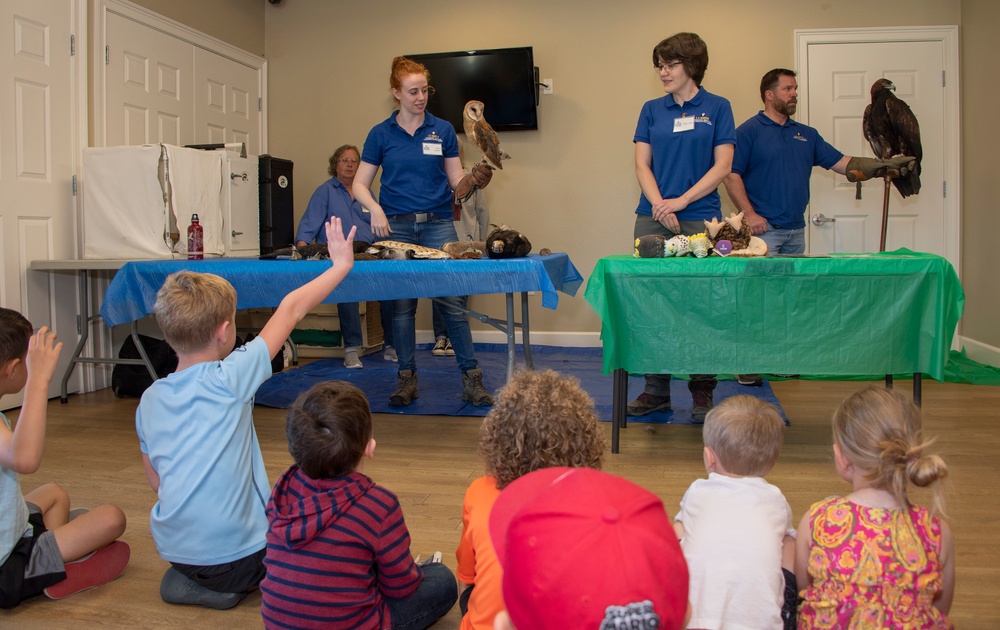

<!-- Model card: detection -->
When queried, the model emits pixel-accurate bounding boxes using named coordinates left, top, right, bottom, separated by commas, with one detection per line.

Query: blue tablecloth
left=101, top=253, right=582, bottom=326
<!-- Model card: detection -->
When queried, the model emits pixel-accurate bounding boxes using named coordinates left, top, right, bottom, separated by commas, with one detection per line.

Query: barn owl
left=462, top=100, right=511, bottom=170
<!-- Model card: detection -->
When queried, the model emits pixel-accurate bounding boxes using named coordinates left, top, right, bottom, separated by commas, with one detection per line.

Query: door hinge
left=258, top=97, right=262, bottom=112
left=942, top=70, right=946, bottom=87
left=70, top=34, right=75, bottom=56
left=72, top=175, right=77, bottom=196
left=105, top=45, right=110, bottom=65
left=943, top=181, right=947, bottom=198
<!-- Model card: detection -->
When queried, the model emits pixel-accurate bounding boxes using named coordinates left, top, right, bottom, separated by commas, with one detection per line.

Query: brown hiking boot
left=689, top=380, right=716, bottom=424
left=462, top=368, right=493, bottom=406
left=390, top=370, right=419, bottom=406
left=627, top=392, right=671, bottom=416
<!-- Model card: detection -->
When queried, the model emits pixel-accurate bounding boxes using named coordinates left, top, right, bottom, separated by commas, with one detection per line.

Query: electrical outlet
left=542, top=78, right=553, bottom=95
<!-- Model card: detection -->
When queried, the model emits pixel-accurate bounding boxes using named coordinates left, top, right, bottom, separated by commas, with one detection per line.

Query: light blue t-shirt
left=136, top=337, right=272, bottom=565
left=0, top=411, right=30, bottom=566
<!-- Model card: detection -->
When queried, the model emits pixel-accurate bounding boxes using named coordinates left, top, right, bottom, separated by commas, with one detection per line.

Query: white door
left=104, top=10, right=193, bottom=146
left=0, top=0, right=82, bottom=409
left=194, top=47, right=262, bottom=155
left=801, top=36, right=956, bottom=266
left=95, top=0, right=267, bottom=153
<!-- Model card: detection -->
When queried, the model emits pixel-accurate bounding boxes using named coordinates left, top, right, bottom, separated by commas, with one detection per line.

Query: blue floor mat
left=255, top=344, right=787, bottom=425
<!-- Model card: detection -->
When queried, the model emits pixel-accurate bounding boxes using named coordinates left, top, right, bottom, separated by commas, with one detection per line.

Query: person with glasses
left=628, top=32, right=736, bottom=424
left=295, top=144, right=396, bottom=369
left=353, top=56, right=494, bottom=409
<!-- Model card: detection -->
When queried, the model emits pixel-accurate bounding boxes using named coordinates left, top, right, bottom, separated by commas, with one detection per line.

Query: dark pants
left=171, top=548, right=266, bottom=594
left=385, top=563, right=458, bottom=630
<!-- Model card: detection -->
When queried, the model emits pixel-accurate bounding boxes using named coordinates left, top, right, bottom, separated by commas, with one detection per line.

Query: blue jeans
left=431, top=302, right=447, bottom=340
left=387, top=217, right=476, bottom=373
left=759, top=224, right=805, bottom=255
left=385, top=563, right=458, bottom=630
left=337, top=301, right=394, bottom=349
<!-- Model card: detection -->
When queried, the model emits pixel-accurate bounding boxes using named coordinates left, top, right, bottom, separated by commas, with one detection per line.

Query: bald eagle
left=862, top=78, right=922, bottom=198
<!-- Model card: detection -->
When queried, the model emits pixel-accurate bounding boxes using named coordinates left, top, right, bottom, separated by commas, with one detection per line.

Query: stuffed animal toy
left=689, top=232, right=712, bottom=258
left=705, top=212, right=752, bottom=252
left=728, top=236, right=769, bottom=257
left=634, top=234, right=692, bottom=258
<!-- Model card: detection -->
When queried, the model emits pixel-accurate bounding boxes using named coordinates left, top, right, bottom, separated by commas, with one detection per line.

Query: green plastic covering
left=290, top=329, right=342, bottom=348
left=584, top=250, right=964, bottom=380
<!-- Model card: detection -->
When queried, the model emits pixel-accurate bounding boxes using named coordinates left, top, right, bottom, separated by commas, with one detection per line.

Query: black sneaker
left=627, top=392, right=671, bottom=416
left=735, top=374, right=764, bottom=387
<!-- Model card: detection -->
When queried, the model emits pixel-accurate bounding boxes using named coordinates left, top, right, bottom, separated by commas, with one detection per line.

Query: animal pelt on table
left=485, top=225, right=532, bottom=259
left=442, top=241, right=486, bottom=259
left=260, top=241, right=378, bottom=261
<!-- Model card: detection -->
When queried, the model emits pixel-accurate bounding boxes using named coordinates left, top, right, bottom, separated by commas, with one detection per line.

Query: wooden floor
left=2, top=378, right=999, bottom=628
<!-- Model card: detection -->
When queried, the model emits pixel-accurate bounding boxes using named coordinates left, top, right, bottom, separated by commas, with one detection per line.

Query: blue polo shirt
left=732, top=112, right=843, bottom=229
left=633, top=86, right=736, bottom=221
left=361, top=111, right=459, bottom=218
left=296, top=177, right=376, bottom=245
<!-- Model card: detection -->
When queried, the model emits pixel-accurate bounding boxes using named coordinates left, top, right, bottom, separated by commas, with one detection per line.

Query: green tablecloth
left=584, top=250, right=964, bottom=380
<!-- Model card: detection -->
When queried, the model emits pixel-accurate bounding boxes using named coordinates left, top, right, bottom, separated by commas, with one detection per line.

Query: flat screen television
left=405, top=47, right=539, bottom=132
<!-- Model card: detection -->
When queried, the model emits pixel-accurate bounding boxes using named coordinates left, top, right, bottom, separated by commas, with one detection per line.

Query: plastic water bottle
left=187, top=214, right=204, bottom=260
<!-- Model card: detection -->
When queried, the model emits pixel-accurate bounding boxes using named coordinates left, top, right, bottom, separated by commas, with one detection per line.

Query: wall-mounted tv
left=405, top=47, right=539, bottom=132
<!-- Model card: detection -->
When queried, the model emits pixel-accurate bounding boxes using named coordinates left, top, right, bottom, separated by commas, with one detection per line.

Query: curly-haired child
left=455, top=369, right=607, bottom=630
left=796, top=386, right=954, bottom=627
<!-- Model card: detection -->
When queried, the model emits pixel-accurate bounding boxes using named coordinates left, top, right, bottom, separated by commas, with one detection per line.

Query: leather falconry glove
left=845, top=155, right=916, bottom=182
left=454, top=162, right=495, bottom=203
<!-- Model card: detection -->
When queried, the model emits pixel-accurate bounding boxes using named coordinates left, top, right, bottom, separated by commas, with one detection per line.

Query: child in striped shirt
left=260, top=380, right=456, bottom=629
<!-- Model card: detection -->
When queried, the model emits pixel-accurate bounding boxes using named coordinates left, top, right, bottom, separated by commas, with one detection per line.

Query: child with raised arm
left=674, top=395, right=796, bottom=630
left=261, top=380, right=457, bottom=629
left=137, top=218, right=355, bottom=610
left=0, top=309, right=129, bottom=607
left=456, top=369, right=606, bottom=630
left=796, top=386, right=954, bottom=628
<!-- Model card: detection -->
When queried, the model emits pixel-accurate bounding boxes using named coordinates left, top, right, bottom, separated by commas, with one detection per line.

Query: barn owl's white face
left=465, top=101, right=484, bottom=122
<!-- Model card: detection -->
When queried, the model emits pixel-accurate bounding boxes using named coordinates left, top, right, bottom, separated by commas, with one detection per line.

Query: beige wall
left=126, top=0, right=264, bottom=55
left=264, top=0, right=976, bottom=342
left=126, top=0, right=996, bottom=350
left=960, top=0, right=1000, bottom=350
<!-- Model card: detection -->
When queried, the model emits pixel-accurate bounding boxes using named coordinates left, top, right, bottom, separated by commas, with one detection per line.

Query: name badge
left=422, top=142, right=443, bottom=156
left=674, top=116, right=695, bottom=133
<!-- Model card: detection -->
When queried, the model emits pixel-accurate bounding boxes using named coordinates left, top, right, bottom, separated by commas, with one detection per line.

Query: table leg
left=612, top=368, right=629, bottom=454
left=520, top=292, right=534, bottom=370
left=59, top=270, right=158, bottom=403
left=913, top=373, right=922, bottom=407
left=437, top=294, right=532, bottom=385
left=60, top=270, right=91, bottom=403
left=505, top=293, right=516, bottom=382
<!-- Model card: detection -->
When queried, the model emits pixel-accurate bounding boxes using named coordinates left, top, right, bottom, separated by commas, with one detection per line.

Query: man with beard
left=723, top=68, right=849, bottom=255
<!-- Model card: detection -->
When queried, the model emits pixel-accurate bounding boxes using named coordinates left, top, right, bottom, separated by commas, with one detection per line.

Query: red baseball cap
left=489, top=467, right=689, bottom=630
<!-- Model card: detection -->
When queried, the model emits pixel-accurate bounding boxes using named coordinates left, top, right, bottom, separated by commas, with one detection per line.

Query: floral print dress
left=798, top=496, right=951, bottom=629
